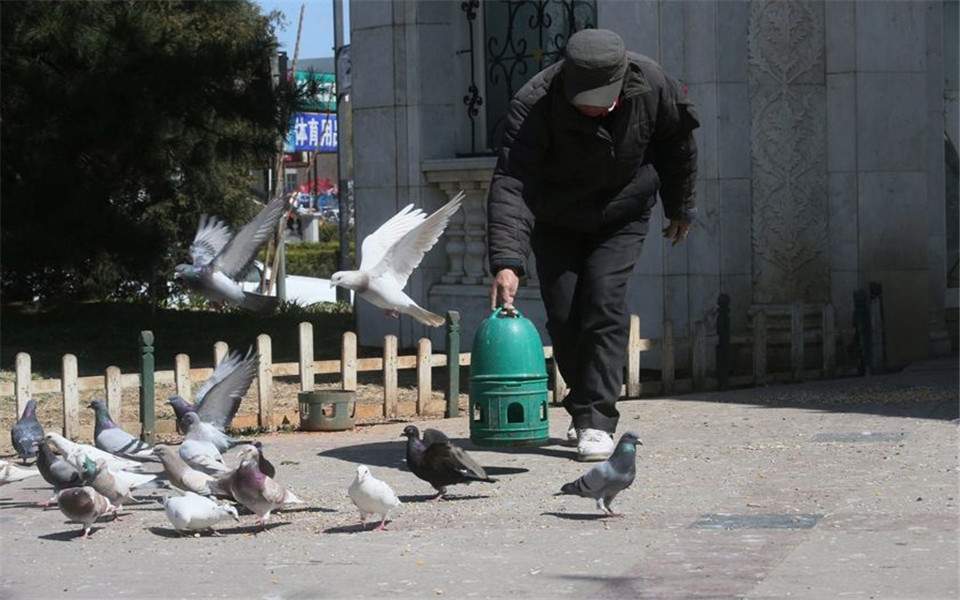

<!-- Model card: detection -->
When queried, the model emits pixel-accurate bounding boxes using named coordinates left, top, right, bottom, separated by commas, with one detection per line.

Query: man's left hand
left=663, top=219, right=691, bottom=246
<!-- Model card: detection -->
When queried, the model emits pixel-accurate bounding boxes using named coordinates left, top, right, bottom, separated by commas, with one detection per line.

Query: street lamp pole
left=333, top=0, right=350, bottom=305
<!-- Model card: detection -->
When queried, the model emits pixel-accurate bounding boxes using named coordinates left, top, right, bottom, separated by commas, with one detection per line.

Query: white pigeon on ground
left=347, top=465, right=401, bottom=531
left=45, top=432, right=143, bottom=473
left=0, top=459, right=40, bottom=485
left=163, top=492, right=239, bottom=536
left=330, top=192, right=464, bottom=327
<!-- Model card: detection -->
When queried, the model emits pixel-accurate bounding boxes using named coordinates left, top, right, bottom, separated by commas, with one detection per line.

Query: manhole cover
left=811, top=432, right=907, bottom=443
left=690, top=513, right=822, bottom=529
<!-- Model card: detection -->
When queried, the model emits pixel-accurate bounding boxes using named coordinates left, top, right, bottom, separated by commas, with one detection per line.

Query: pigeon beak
left=329, top=281, right=336, bottom=288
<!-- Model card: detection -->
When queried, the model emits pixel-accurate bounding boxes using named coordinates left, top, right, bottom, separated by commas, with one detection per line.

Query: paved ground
left=1, top=358, right=957, bottom=599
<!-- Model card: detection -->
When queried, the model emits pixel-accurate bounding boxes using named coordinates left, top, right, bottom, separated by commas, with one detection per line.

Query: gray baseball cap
left=562, top=29, right=627, bottom=107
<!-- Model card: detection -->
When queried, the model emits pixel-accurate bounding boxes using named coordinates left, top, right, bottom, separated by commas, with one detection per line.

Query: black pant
left=533, top=219, right=648, bottom=434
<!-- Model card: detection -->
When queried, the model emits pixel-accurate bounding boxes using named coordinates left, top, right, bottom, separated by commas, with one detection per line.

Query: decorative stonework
left=422, top=157, right=539, bottom=287
left=748, top=0, right=830, bottom=304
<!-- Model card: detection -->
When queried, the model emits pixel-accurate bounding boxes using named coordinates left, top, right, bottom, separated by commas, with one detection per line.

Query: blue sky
left=256, top=0, right=350, bottom=59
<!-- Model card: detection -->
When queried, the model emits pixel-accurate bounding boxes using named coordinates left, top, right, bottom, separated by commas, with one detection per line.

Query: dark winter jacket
left=487, top=52, right=699, bottom=276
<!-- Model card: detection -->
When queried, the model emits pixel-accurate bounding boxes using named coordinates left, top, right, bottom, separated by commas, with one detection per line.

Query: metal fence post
left=445, top=311, right=461, bottom=418
left=139, top=330, right=155, bottom=444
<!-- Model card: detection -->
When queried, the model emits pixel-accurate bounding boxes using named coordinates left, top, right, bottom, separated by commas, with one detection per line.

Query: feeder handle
left=492, top=306, right=521, bottom=319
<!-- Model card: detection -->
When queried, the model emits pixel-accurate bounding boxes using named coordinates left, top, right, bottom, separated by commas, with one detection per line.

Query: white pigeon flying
left=0, top=459, right=40, bottom=485
left=330, top=193, right=464, bottom=327
left=163, top=492, right=239, bottom=536
left=174, top=197, right=288, bottom=312
left=347, top=465, right=401, bottom=531
left=45, top=432, right=143, bottom=473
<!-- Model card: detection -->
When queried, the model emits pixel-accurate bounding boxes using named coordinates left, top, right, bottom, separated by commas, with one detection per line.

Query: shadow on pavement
left=317, top=440, right=536, bottom=475
left=147, top=522, right=289, bottom=537
left=282, top=506, right=336, bottom=514
left=398, top=493, right=489, bottom=503
left=38, top=527, right=98, bottom=541
left=541, top=512, right=608, bottom=521
left=323, top=521, right=392, bottom=534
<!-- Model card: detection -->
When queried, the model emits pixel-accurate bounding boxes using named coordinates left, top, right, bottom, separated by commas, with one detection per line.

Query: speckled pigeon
left=11, top=399, right=44, bottom=463
left=401, top=425, right=496, bottom=499
left=174, top=197, right=288, bottom=312
left=167, top=347, right=258, bottom=443
left=79, top=457, right=157, bottom=510
left=558, top=431, right=642, bottom=516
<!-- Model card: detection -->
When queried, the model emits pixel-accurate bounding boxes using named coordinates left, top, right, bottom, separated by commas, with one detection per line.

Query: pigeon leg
left=209, top=528, right=223, bottom=537
left=431, top=488, right=447, bottom=502
left=374, top=517, right=388, bottom=531
left=80, top=525, right=91, bottom=540
left=38, top=496, right=56, bottom=509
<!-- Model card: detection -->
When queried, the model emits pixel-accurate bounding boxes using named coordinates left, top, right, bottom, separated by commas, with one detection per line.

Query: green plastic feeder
left=298, top=390, right=356, bottom=431
left=469, top=307, right=549, bottom=446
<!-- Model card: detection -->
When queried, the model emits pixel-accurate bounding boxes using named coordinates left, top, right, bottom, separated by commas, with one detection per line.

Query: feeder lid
left=470, top=307, right=547, bottom=380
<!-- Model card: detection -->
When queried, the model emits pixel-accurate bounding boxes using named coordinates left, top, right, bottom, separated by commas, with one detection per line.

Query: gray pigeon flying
left=330, top=193, right=463, bottom=327
left=401, top=425, right=496, bottom=499
left=174, top=197, right=288, bottom=312
left=558, top=431, right=642, bottom=516
left=56, top=486, right=117, bottom=539
left=89, top=400, right=153, bottom=458
left=36, top=440, right=83, bottom=506
left=11, top=399, right=44, bottom=462
left=167, top=347, right=258, bottom=441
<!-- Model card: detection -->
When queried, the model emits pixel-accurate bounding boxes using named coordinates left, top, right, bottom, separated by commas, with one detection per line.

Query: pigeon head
left=219, top=503, right=240, bottom=522
left=400, top=425, right=421, bottom=440
left=167, top=395, right=192, bottom=415
left=173, top=264, right=200, bottom=282
left=616, top=431, right=643, bottom=451
left=355, top=465, right=370, bottom=481
left=88, top=400, right=116, bottom=428
left=181, top=412, right=202, bottom=431
left=21, top=399, right=38, bottom=418
left=80, top=456, right=99, bottom=480
left=330, top=271, right=368, bottom=291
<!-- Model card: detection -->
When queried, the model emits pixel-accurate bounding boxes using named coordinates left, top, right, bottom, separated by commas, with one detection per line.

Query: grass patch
left=1, top=301, right=355, bottom=377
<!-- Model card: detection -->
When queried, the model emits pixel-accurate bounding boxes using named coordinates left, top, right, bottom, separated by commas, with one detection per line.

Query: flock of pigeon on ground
left=1, top=194, right=642, bottom=539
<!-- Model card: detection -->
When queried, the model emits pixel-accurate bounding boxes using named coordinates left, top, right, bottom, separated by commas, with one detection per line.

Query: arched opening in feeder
left=507, top=403, right=524, bottom=423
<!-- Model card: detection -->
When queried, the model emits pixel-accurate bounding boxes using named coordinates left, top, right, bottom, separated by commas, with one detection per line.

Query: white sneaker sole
left=576, top=449, right=613, bottom=462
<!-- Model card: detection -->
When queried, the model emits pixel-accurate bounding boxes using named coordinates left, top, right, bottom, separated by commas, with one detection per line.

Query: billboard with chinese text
left=284, top=112, right=337, bottom=153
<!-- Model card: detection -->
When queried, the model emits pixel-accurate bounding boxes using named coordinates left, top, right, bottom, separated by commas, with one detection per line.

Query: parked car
left=239, top=261, right=352, bottom=305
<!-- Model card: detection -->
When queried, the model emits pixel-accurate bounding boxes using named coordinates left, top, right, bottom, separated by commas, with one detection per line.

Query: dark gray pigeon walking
left=174, top=196, right=288, bottom=312
left=36, top=441, right=83, bottom=507
left=11, top=399, right=44, bottom=463
left=89, top=400, right=153, bottom=458
left=401, top=425, right=496, bottom=500
left=167, top=347, right=258, bottom=443
left=558, top=431, right=642, bottom=516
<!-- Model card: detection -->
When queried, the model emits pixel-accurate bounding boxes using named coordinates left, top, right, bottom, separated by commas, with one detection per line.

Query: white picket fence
left=3, top=303, right=852, bottom=437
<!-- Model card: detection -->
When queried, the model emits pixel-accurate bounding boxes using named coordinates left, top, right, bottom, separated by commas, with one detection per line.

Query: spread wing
left=214, top=197, right=288, bottom=279
left=189, top=215, right=233, bottom=267
left=196, top=348, right=258, bottom=431
left=358, top=204, right=426, bottom=272
left=369, top=192, right=463, bottom=289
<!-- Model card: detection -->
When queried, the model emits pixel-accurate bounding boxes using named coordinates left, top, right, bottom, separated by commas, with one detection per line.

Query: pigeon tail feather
left=241, top=291, right=279, bottom=313
left=406, top=304, right=445, bottom=327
